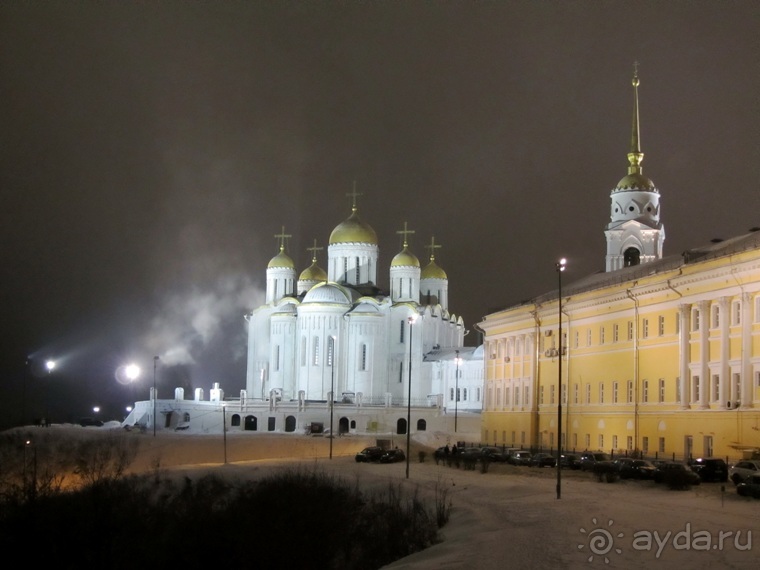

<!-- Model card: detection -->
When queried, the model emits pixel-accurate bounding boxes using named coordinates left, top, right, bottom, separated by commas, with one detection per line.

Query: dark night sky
left=1, top=1, right=757, bottom=427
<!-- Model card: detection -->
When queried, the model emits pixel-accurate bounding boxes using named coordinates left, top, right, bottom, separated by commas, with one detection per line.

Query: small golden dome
left=267, top=248, right=295, bottom=269
left=299, top=261, right=327, bottom=281
left=615, top=173, right=656, bottom=192
left=421, top=259, right=447, bottom=279
left=391, top=247, right=420, bottom=268
left=329, top=211, right=378, bottom=245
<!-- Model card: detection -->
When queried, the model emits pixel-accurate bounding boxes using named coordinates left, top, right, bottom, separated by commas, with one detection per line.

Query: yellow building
left=478, top=72, right=760, bottom=461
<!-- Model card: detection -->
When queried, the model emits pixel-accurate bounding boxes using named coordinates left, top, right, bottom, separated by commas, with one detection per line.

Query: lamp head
left=556, top=258, right=567, bottom=272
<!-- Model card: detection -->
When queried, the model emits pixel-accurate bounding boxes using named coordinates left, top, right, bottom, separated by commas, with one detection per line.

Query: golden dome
left=391, top=246, right=420, bottom=268
left=329, top=210, right=378, bottom=245
left=299, top=261, right=327, bottom=281
left=421, top=259, right=447, bottom=279
left=614, top=173, right=656, bottom=192
left=267, top=248, right=295, bottom=269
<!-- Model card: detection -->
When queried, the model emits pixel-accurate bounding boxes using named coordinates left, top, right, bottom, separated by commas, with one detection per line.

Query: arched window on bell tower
left=624, top=247, right=640, bottom=267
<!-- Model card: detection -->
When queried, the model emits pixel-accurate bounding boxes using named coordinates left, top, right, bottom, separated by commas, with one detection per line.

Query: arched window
left=285, top=415, right=297, bottom=432
left=623, top=247, right=640, bottom=267
left=416, top=419, right=427, bottom=431
left=313, top=337, right=320, bottom=365
left=231, top=414, right=241, bottom=427
left=360, top=344, right=368, bottom=371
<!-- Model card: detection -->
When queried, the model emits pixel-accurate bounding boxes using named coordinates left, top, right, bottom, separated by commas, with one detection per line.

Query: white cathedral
left=124, top=192, right=483, bottom=436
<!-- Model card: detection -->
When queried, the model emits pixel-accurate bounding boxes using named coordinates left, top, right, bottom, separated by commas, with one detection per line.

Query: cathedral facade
left=244, top=193, right=479, bottom=421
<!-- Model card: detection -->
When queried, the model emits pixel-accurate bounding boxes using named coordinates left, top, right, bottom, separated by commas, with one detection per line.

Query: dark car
left=688, top=457, right=728, bottom=482
left=508, top=450, right=533, bottom=466
left=729, top=460, right=760, bottom=485
left=355, top=446, right=384, bottom=463
left=560, top=453, right=582, bottom=470
left=79, top=417, right=104, bottom=427
left=615, top=458, right=656, bottom=479
left=579, top=451, right=612, bottom=471
left=737, top=474, right=760, bottom=498
left=480, top=446, right=509, bottom=462
left=380, top=448, right=406, bottom=463
left=653, top=462, right=701, bottom=485
left=529, top=453, right=557, bottom=468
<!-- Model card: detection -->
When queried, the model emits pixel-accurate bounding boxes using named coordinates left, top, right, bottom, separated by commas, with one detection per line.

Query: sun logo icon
left=578, top=518, right=624, bottom=563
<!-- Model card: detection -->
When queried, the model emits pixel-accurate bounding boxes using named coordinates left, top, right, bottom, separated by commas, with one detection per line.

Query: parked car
left=529, top=453, right=557, bottom=468
left=79, top=417, right=104, bottom=427
left=480, top=446, right=509, bottom=462
left=614, top=458, right=656, bottom=479
left=509, top=450, right=533, bottom=466
left=355, top=446, right=384, bottom=463
left=688, top=457, right=728, bottom=482
left=653, top=462, right=701, bottom=485
left=380, top=448, right=406, bottom=463
left=579, top=451, right=612, bottom=471
left=560, top=453, right=582, bottom=470
left=736, top=474, right=760, bottom=498
left=729, top=460, right=760, bottom=485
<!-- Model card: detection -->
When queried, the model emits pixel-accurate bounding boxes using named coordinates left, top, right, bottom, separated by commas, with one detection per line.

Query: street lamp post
left=153, top=356, right=159, bottom=437
left=454, top=350, right=461, bottom=432
left=406, top=315, right=417, bottom=479
left=329, top=335, right=336, bottom=460
left=556, top=257, right=567, bottom=500
left=45, top=360, right=56, bottom=427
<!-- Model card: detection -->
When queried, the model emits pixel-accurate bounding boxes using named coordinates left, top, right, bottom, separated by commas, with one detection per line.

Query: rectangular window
left=399, top=362, right=403, bottom=383
left=627, top=380, right=633, bottom=403
left=599, top=382, right=605, bottom=404
left=450, top=388, right=454, bottom=401
left=586, top=329, right=592, bottom=347
left=585, top=383, right=591, bottom=404
left=359, top=344, right=367, bottom=371
left=659, top=437, right=666, bottom=453
left=643, top=380, right=648, bottom=403
left=524, top=386, right=529, bottom=406
left=585, top=434, right=591, bottom=448
left=327, top=337, right=335, bottom=366
left=704, top=435, right=713, bottom=458
left=313, top=337, right=320, bottom=366
left=692, top=376, right=700, bottom=403
left=274, top=345, right=280, bottom=371
left=400, top=320, right=405, bottom=342
left=692, top=308, right=700, bottom=331
left=658, top=315, right=665, bottom=336
left=627, top=436, right=633, bottom=451
left=505, top=386, right=510, bottom=406
left=540, top=385, right=544, bottom=405
left=613, top=381, right=619, bottom=403
left=612, top=435, right=618, bottom=450
left=599, top=434, right=604, bottom=449
left=561, top=383, right=567, bottom=405
left=627, top=321, right=634, bottom=340
left=613, top=323, right=619, bottom=343
left=574, top=331, right=579, bottom=348
left=732, top=300, right=742, bottom=326
left=642, top=436, right=649, bottom=454
left=711, top=304, right=720, bottom=328
left=659, top=378, right=665, bottom=403
left=642, top=318, right=649, bottom=338
left=549, top=385, right=555, bottom=405
left=711, top=375, right=720, bottom=402
left=600, top=326, right=605, bottom=345
left=573, top=383, right=579, bottom=404
left=515, top=387, right=520, bottom=406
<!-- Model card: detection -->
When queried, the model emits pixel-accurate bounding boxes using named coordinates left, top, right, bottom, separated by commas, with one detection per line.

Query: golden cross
left=274, top=225, right=292, bottom=252
left=396, top=221, right=415, bottom=248
left=425, top=236, right=443, bottom=261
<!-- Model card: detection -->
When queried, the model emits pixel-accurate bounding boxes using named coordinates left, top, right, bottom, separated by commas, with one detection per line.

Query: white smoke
left=143, top=274, right=264, bottom=367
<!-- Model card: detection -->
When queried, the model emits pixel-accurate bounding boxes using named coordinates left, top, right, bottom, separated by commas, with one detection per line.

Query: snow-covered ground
left=11, top=424, right=759, bottom=569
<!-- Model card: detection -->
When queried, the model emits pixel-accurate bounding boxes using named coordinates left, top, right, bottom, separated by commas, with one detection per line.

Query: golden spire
left=306, top=238, right=323, bottom=263
left=396, top=221, right=415, bottom=249
left=346, top=180, right=362, bottom=213
left=425, top=236, right=442, bottom=262
left=627, top=61, right=644, bottom=175
left=274, top=225, right=291, bottom=253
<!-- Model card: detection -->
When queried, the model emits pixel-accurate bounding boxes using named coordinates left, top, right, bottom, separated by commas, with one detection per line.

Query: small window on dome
left=628, top=206, right=635, bottom=212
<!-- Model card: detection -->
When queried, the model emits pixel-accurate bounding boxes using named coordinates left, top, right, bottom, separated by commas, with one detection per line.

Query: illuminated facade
left=478, top=72, right=760, bottom=460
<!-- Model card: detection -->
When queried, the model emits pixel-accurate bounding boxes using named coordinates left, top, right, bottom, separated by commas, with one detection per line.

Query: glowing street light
left=45, top=360, right=56, bottom=373
left=125, top=364, right=140, bottom=382
left=406, top=314, right=418, bottom=479
left=556, top=257, right=567, bottom=500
